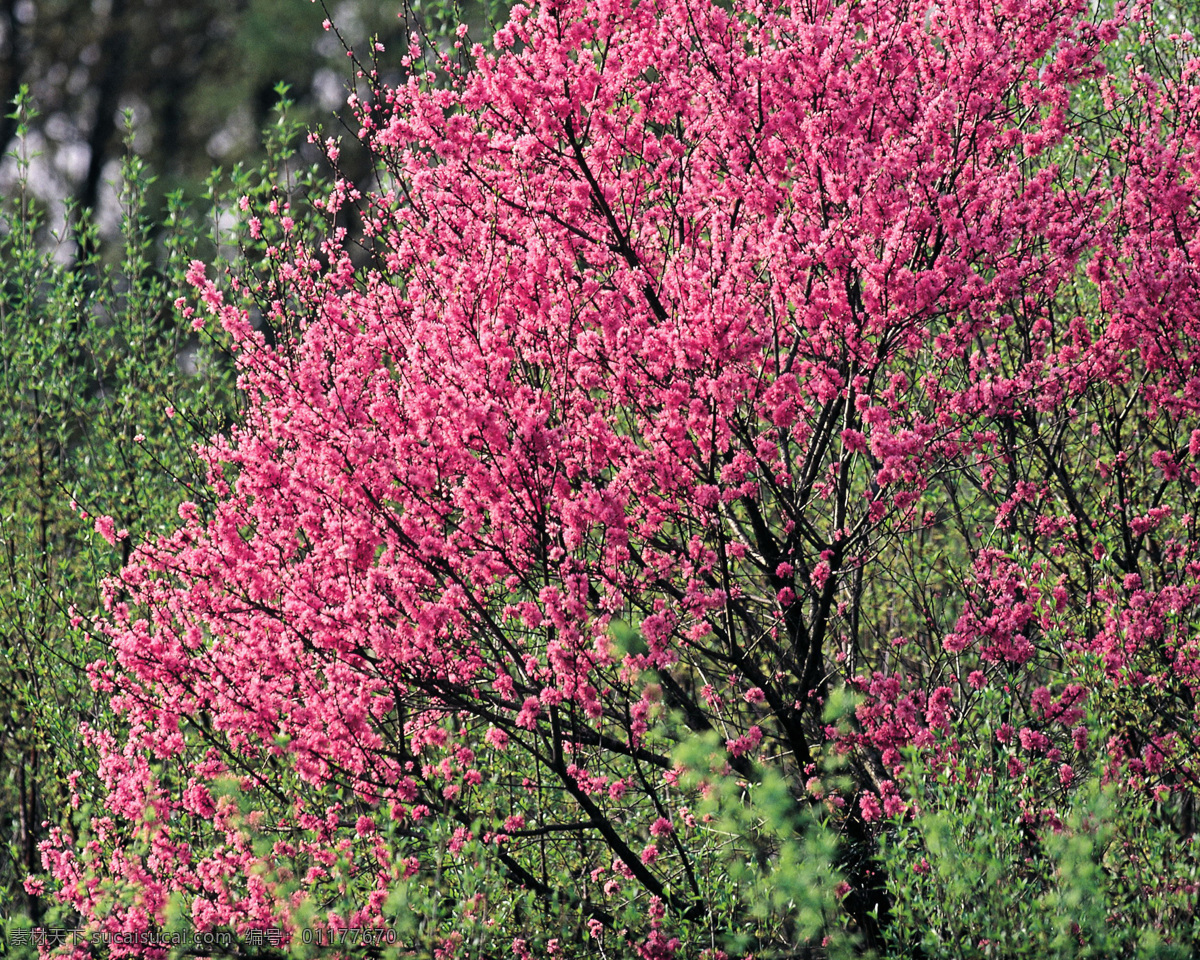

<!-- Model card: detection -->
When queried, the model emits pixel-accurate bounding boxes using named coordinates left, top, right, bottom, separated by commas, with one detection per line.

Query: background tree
left=0, top=0, right=506, bottom=245
left=27, top=0, right=1200, bottom=956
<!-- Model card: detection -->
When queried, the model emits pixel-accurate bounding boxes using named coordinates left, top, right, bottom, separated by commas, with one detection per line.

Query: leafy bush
left=0, top=87, right=328, bottom=954
left=878, top=670, right=1200, bottom=958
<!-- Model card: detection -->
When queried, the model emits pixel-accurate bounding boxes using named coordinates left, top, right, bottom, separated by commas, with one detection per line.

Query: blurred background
left=0, top=0, right=496, bottom=245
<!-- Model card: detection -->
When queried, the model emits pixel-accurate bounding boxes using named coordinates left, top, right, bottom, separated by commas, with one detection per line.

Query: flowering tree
left=39, top=0, right=1200, bottom=955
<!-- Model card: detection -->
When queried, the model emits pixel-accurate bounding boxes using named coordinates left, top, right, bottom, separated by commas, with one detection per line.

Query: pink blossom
left=92, top=515, right=126, bottom=545
left=1018, top=728, right=1051, bottom=753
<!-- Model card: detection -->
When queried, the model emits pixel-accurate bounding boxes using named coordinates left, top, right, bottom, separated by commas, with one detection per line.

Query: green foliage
left=876, top=679, right=1200, bottom=959
left=0, top=86, right=330, bottom=947
left=670, top=730, right=852, bottom=958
